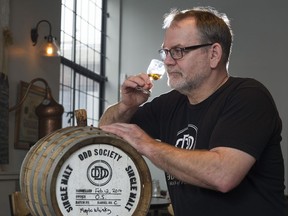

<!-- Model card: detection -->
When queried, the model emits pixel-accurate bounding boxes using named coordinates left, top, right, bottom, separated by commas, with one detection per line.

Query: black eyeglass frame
left=158, top=43, right=213, bottom=60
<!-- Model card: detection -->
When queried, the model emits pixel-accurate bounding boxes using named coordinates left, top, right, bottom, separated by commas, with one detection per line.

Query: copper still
left=9, top=78, right=64, bottom=139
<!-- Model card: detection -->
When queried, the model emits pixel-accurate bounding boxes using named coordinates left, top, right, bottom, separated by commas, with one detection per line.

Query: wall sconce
left=9, top=78, right=64, bottom=139
left=31, top=20, right=60, bottom=57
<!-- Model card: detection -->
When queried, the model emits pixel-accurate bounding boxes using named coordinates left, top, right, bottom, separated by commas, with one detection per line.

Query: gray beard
left=168, top=73, right=207, bottom=94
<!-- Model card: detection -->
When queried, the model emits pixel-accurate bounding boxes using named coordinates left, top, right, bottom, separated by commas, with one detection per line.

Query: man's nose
left=163, top=52, right=176, bottom=65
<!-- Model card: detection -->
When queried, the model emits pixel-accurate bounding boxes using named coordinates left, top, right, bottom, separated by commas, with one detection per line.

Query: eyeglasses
left=158, top=43, right=213, bottom=61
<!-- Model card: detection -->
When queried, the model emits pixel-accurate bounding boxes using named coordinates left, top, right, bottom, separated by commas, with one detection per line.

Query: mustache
left=165, top=65, right=182, bottom=74
left=166, top=69, right=182, bottom=75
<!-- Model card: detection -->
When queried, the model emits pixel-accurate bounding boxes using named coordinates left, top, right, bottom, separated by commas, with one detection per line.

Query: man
left=99, top=7, right=287, bottom=215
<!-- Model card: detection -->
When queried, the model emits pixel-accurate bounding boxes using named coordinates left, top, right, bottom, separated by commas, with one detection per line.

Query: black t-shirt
left=131, top=77, right=287, bottom=216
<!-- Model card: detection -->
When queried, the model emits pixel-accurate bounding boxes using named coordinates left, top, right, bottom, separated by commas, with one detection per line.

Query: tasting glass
left=152, top=179, right=162, bottom=198
left=136, top=59, right=165, bottom=94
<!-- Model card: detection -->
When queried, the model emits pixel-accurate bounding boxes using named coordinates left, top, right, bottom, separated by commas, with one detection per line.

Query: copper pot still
left=10, top=78, right=64, bottom=139
left=35, top=84, right=64, bottom=139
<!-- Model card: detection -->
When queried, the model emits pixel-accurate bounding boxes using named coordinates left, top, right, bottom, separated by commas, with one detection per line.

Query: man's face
left=162, top=18, right=212, bottom=94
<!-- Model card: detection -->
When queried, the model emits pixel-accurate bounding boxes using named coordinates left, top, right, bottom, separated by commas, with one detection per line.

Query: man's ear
left=210, top=43, right=222, bottom=68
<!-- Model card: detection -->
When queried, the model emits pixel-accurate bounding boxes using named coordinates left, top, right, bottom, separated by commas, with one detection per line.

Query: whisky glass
left=136, top=59, right=165, bottom=94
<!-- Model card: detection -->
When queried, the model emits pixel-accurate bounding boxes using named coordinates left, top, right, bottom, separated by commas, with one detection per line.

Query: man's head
left=159, top=7, right=231, bottom=99
left=162, top=7, right=233, bottom=65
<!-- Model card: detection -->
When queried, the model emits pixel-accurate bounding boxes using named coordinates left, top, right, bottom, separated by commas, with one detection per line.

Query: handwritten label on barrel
left=56, top=144, right=141, bottom=216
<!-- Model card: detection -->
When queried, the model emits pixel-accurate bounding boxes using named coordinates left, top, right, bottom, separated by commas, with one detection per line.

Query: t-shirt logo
left=175, top=124, right=197, bottom=150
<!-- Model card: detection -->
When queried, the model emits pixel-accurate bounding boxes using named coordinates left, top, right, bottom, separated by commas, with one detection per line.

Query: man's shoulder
left=228, top=76, right=265, bottom=89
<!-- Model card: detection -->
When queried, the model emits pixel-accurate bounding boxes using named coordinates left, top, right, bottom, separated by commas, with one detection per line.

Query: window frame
left=60, top=0, right=108, bottom=126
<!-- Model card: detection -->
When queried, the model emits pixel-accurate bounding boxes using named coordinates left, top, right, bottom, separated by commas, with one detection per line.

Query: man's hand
left=100, top=123, right=156, bottom=155
left=120, top=73, right=153, bottom=108
left=99, top=73, right=153, bottom=127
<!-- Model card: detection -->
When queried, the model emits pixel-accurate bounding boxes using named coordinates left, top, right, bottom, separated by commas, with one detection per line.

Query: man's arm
left=98, top=102, right=139, bottom=126
left=100, top=123, right=256, bottom=193
left=98, top=73, right=153, bottom=127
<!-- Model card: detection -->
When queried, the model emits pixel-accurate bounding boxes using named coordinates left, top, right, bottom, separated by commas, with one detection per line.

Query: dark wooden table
left=149, top=197, right=171, bottom=216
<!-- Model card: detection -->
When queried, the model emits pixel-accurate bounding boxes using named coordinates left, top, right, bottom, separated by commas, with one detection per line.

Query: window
left=60, top=0, right=107, bottom=127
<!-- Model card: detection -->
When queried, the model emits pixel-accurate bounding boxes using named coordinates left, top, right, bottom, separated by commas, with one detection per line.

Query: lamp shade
left=39, top=36, right=60, bottom=57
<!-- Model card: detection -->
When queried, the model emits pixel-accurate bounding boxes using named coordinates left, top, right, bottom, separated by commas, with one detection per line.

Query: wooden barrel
left=20, top=126, right=152, bottom=216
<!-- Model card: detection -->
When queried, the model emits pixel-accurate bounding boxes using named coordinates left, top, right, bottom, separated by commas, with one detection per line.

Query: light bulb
left=39, top=37, right=60, bottom=57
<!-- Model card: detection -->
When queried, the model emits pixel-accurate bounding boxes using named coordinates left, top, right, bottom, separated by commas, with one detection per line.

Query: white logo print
left=175, top=124, right=197, bottom=150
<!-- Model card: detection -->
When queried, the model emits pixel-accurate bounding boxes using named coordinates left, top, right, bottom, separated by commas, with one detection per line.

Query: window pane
left=61, top=4, right=74, bottom=60
left=62, top=0, right=74, bottom=10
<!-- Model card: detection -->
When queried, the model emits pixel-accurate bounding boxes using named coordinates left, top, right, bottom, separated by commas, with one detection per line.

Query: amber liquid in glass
left=148, top=73, right=162, bottom=80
